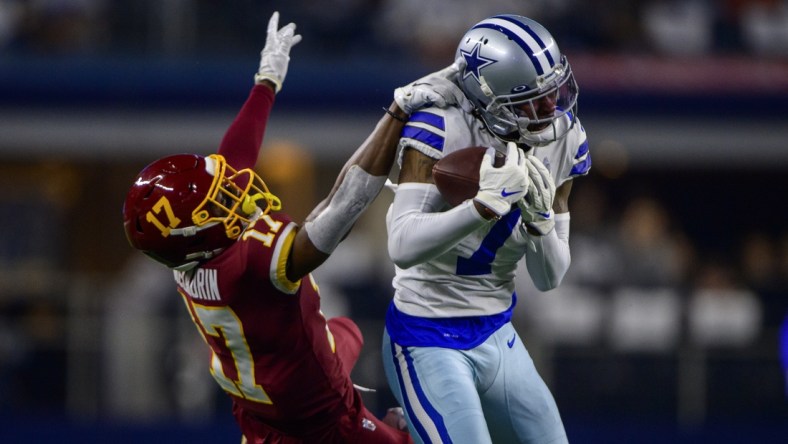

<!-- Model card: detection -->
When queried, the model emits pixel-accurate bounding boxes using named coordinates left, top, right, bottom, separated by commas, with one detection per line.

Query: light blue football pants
left=382, top=322, right=568, bottom=444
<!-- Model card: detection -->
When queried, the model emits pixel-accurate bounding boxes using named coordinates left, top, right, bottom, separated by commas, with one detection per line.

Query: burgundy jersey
left=173, top=212, right=355, bottom=429
left=167, top=83, right=411, bottom=443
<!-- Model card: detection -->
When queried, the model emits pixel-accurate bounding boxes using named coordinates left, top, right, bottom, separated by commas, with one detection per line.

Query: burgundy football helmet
left=123, top=154, right=281, bottom=269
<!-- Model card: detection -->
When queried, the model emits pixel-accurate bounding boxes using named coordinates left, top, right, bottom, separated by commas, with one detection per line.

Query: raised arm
left=285, top=103, right=406, bottom=282
left=217, top=84, right=276, bottom=169
left=285, top=64, right=466, bottom=281
left=305, top=59, right=468, bottom=218
left=218, top=12, right=301, bottom=169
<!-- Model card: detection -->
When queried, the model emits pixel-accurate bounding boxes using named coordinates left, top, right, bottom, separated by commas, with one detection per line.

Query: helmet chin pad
left=519, top=116, right=569, bottom=147
left=478, top=103, right=576, bottom=148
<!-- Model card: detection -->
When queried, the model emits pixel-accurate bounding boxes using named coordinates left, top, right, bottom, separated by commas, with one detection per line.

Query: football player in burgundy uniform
left=122, top=11, right=463, bottom=444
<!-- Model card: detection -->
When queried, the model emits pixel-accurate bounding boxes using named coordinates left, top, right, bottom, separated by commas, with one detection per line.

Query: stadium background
left=1, top=1, right=787, bottom=442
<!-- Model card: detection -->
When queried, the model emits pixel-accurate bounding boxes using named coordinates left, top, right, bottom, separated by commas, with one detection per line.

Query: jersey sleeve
left=567, top=117, right=591, bottom=179
left=217, top=84, right=276, bottom=170
left=536, top=115, right=591, bottom=188
left=398, top=106, right=475, bottom=164
left=243, top=214, right=301, bottom=295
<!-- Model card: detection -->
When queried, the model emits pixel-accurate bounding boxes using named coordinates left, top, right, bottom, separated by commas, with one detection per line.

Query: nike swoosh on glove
left=474, top=142, right=528, bottom=217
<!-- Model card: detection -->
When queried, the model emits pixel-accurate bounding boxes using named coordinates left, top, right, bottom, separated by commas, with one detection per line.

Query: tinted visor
left=503, top=64, right=578, bottom=127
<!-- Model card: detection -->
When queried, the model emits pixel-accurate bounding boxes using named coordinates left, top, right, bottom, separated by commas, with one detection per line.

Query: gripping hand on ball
left=474, top=143, right=528, bottom=218
left=394, top=57, right=470, bottom=114
left=518, top=155, right=556, bottom=235
left=254, top=11, right=302, bottom=92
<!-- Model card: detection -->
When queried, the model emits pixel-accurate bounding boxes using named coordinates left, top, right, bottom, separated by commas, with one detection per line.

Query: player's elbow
left=528, top=259, right=570, bottom=292
left=532, top=275, right=563, bottom=292
left=390, top=255, right=418, bottom=270
left=388, top=237, right=420, bottom=269
left=386, top=215, right=424, bottom=269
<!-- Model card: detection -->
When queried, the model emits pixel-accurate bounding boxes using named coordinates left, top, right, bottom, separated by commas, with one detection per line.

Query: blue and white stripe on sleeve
left=402, top=111, right=446, bottom=152
left=570, top=138, right=591, bottom=177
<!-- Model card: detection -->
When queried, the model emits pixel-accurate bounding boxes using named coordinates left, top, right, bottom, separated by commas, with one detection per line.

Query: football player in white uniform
left=382, top=15, right=590, bottom=444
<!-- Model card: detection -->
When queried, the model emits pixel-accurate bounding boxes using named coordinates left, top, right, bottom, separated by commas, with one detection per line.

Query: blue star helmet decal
left=460, top=42, right=497, bottom=84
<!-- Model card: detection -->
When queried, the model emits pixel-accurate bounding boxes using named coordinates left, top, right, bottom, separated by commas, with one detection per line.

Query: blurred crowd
left=521, top=177, right=788, bottom=348
left=1, top=0, right=787, bottom=431
left=1, top=0, right=788, bottom=60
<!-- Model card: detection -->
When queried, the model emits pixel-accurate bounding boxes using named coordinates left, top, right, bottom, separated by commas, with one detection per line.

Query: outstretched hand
left=394, top=57, right=471, bottom=115
left=255, top=11, right=303, bottom=92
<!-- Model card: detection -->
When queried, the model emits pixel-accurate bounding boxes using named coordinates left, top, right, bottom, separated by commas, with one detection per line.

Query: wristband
left=383, top=107, right=408, bottom=123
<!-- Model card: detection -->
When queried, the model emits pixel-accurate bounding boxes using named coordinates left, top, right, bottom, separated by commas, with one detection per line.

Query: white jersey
left=388, top=105, right=589, bottom=319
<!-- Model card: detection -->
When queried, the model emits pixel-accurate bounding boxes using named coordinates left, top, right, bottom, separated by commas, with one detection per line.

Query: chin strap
left=172, top=246, right=226, bottom=272
left=172, top=261, right=200, bottom=272
left=168, top=193, right=280, bottom=271
left=170, top=221, right=220, bottom=237
left=167, top=222, right=225, bottom=271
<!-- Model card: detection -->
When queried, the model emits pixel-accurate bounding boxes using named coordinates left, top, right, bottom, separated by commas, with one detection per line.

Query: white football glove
left=254, top=11, right=302, bottom=92
left=394, top=57, right=470, bottom=114
left=518, top=155, right=557, bottom=235
left=474, top=142, right=528, bottom=217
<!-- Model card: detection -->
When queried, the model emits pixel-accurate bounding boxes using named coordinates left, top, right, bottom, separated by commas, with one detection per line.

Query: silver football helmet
left=456, top=15, right=579, bottom=147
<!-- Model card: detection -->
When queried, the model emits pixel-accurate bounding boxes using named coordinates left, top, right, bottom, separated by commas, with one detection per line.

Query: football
left=432, top=146, right=505, bottom=206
